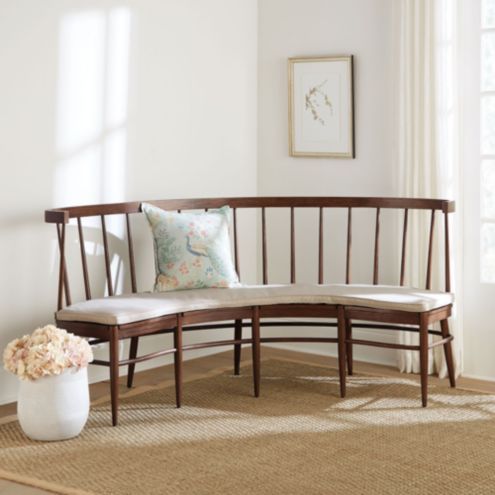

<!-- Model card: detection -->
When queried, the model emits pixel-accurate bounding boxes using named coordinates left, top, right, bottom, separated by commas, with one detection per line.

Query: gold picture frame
left=288, top=55, right=355, bottom=158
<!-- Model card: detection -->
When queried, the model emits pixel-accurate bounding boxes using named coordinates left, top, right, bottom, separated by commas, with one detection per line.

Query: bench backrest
left=45, top=197, right=455, bottom=311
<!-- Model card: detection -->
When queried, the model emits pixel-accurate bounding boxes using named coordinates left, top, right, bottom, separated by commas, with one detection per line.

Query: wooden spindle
left=262, top=207, right=267, bottom=284
left=126, top=213, right=137, bottom=293
left=318, top=207, right=324, bottom=284
left=346, top=207, right=352, bottom=284
left=56, top=223, right=66, bottom=311
left=77, top=217, right=92, bottom=300
left=101, top=215, right=114, bottom=296
left=373, top=208, right=381, bottom=285
left=56, top=223, right=71, bottom=307
left=174, top=313, right=183, bottom=408
left=400, top=208, right=409, bottom=286
left=426, top=209, right=435, bottom=290
left=290, top=207, right=295, bottom=284
left=251, top=306, right=261, bottom=398
left=444, top=211, right=451, bottom=292
left=233, top=207, right=240, bottom=278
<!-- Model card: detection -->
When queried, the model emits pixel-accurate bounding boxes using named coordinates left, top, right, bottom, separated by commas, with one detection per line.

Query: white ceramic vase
left=17, top=367, right=90, bottom=441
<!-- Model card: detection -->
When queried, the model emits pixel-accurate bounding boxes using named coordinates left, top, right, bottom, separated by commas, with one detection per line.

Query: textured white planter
left=17, top=367, right=90, bottom=441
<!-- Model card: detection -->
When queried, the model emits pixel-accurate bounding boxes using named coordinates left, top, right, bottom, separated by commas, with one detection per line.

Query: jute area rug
left=1, top=358, right=495, bottom=495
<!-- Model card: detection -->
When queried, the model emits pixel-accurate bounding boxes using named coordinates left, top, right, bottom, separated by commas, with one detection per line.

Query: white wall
left=0, top=0, right=258, bottom=405
left=258, top=0, right=398, bottom=364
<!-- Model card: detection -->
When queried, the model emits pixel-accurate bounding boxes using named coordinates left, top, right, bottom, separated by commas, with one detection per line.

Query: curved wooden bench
left=45, top=197, right=455, bottom=426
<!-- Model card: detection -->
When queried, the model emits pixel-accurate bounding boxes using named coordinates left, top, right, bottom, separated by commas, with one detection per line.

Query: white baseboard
left=0, top=393, right=17, bottom=407
left=265, top=342, right=397, bottom=367
left=461, top=372, right=495, bottom=383
left=261, top=325, right=399, bottom=368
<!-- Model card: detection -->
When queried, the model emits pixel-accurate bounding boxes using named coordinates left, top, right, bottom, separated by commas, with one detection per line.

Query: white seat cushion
left=317, top=284, right=453, bottom=314
left=56, top=284, right=454, bottom=326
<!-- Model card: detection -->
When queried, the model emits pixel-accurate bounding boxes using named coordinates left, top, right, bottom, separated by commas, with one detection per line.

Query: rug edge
left=0, top=468, right=94, bottom=495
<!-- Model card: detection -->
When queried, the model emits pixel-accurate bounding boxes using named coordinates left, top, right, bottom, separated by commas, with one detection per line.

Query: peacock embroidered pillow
left=141, top=202, right=240, bottom=292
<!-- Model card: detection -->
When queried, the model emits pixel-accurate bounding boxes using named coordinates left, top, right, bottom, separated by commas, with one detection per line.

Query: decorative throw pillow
left=141, top=202, right=240, bottom=292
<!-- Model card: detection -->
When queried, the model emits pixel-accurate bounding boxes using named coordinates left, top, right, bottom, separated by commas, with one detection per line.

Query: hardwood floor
left=1, top=346, right=494, bottom=494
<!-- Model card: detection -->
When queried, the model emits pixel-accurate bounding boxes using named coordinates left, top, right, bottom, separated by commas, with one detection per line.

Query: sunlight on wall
left=55, top=7, right=130, bottom=206
left=54, top=7, right=132, bottom=296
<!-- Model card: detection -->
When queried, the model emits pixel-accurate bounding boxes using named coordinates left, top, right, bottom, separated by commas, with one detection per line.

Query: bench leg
left=345, top=318, right=353, bottom=376
left=419, top=313, right=429, bottom=407
left=234, top=319, right=242, bottom=375
left=126, top=337, right=139, bottom=388
left=440, top=319, right=456, bottom=388
left=337, top=306, right=347, bottom=398
left=252, top=307, right=260, bottom=398
left=109, top=326, right=120, bottom=426
left=174, top=314, right=183, bottom=408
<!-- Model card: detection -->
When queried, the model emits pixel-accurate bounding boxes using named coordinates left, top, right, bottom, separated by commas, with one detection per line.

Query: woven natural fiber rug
left=1, top=358, right=495, bottom=495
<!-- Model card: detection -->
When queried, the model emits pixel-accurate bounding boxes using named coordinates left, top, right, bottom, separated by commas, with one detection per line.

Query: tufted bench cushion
left=56, top=284, right=454, bottom=326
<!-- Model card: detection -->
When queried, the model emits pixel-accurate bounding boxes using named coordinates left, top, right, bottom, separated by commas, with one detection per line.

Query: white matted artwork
left=289, top=55, right=354, bottom=158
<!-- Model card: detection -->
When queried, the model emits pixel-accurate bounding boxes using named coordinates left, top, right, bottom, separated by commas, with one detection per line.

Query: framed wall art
left=288, top=55, right=355, bottom=158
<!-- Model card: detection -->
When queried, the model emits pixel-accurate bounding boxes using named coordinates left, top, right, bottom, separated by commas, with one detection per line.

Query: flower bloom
left=3, top=325, right=93, bottom=381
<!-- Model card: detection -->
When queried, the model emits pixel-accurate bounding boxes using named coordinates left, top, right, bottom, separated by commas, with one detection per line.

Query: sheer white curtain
left=396, top=0, right=463, bottom=376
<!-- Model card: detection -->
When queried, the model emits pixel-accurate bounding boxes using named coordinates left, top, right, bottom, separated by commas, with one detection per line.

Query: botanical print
left=305, top=79, right=333, bottom=125
left=289, top=56, right=354, bottom=157
left=142, top=203, right=239, bottom=292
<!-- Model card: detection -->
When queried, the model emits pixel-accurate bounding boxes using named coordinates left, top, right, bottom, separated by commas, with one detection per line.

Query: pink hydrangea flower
left=3, top=325, right=93, bottom=381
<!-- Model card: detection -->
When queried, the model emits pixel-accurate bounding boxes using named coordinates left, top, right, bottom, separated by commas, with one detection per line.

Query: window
left=480, top=0, right=495, bottom=281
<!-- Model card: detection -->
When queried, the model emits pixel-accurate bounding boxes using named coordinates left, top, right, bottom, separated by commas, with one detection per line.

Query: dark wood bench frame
left=45, top=197, right=456, bottom=426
